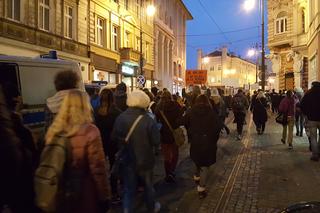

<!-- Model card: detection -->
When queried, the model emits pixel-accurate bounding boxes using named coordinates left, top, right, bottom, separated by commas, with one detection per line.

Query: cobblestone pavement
left=175, top=113, right=320, bottom=213
left=110, top=113, right=320, bottom=213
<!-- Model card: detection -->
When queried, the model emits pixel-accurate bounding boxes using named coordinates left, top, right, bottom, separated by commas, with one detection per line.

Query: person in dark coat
left=270, top=89, right=279, bottom=113
left=155, top=91, right=183, bottom=183
left=231, top=89, right=249, bottom=140
left=1, top=83, right=38, bottom=213
left=114, top=82, right=128, bottom=112
left=182, top=94, right=222, bottom=199
left=111, top=90, right=161, bottom=213
left=94, top=88, right=122, bottom=203
left=251, top=91, right=268, bottom=135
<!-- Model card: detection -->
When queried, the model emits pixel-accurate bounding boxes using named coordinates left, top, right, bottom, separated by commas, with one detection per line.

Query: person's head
left=193, top=85, right=201, bottom=96
left=2, top=83, right=21, bottom=111
left=237, top=89, right=243, bottom=95
left=211, top=88, right=220, bottom=97
left=163, top=88, right=168, bottom=92
left=218, top=88, right=224, bottom=96
left=127, top=90, right=150, bottom=109
left=257, top=91, right=265, bottom=99
left=160, top=91, right=172, bottom=102
left=54, top=70, right=80, bottom=91
left=194, top=94, right=211, bottom=107
left=272, top=89, right=275, bottom=93
left=46, top=90, right=92, bottom=143
left=116, top=82, right=127, bottom=93
left=151, top=87, right=158, bottom=97
left=172, top=94, right=178, bottom=102
left=312, top=81, right=320, bottom=88
left=286, top=90, right=293, bottom=98
left=98, top=89, right=114, bottom=115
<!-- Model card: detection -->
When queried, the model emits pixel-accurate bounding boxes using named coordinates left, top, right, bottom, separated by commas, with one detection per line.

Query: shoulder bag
left=160, top=111, right=186, bottom=147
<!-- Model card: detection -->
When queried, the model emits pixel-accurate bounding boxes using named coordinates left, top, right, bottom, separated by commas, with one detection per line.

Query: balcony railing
left=120, top=47, right=140, bottom=63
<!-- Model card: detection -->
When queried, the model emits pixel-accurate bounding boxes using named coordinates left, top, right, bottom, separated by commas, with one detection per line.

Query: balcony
left=120, top=47, right=140, bottom=65
left=0, top=18, right=88, bottom=58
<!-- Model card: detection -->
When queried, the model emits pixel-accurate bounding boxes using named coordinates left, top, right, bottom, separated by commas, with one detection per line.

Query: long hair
left=158, top=91, right=172, bottom=109
left=194, top=94, right=211, bottom=107
left=45, top=90, right=93, bottom=144
left=98, top=89, right=114, bottom=116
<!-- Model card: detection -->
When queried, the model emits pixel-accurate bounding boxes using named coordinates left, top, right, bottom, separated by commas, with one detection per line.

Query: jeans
left=308, top=121, right=320, bottom=157
left=282, top=116, right=294, bottom=145
left=122, top=167, right=155, bottom=213
left=234, top=112, right=246, bottom=135
left=161, top=143, right=179, bottom=176
left=195, top=166, right=210, bottom=188
left=295, top=114, right=304, bottom=135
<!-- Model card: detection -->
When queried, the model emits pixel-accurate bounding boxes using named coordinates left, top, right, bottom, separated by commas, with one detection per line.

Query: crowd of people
left=2, top=68, right=320, bottom=213
left=0, top=70, right=230, bottom=213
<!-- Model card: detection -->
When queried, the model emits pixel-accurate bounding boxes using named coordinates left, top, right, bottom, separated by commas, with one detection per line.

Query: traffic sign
left=137, top=75, right=145, bottom=86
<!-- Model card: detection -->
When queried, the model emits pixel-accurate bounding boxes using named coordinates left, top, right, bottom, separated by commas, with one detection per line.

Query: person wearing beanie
left=114, top=82, right=128, bottom=112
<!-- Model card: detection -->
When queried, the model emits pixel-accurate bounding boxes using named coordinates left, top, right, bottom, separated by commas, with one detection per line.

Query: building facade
left=153, top=0, right=192, bottom=93
left=88, top=0, right=155, bottom=89
left=197, top=48, right=257, bottom=90
left=0, top=0, right=90, bottom=81
left=268, top=0, right=320, bottom=91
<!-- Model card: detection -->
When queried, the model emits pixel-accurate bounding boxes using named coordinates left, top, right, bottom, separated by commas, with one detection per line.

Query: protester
left=182, top=94, right=222, bottom=199
left=94, top=88, right=122, bottom=204
left=111, top=90, right=161, bottom=213
left=270, top=89, right=279, bottom=113
left=231, top=89, right=249, bottom=140
left=114, top=82, right=128, bottom=112
left=2, top=83, right=38, bottom=213
left=44, top=70, right=80, bottom=131
left=300, top=81, right=320, bottom=161
left=211, top=88, right=230, bottom=135
left=41, top=90, right=111, bottom=213
left=279, top=90, right=297, bottom=149
left=155, top=91, right=183, bottom=183
left=294, top=88, right=304, bottom=137
left=251, top=91, right=268, bottom=135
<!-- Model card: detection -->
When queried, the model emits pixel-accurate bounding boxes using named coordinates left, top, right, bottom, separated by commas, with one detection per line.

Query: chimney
left=197, top=49, right=203, bottom=70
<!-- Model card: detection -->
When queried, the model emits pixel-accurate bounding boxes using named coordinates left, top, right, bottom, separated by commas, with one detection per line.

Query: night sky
left=183, top=0, right=268, bottom=69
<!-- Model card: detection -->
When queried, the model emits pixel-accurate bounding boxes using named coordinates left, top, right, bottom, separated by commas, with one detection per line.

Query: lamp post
left=139, top=2, right=156, bottom=79
left=243, top=0, right=266, bottom=90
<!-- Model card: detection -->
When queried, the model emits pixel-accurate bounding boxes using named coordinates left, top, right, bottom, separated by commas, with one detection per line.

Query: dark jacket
left=182, top=104, right=222, bottom=167
left=111, top=108, right=160, bottom=171
left=155, top=101, right=183, bottom=144
left=252, top=96, right=268, bottom=124
left=0, top=86, right=37, bottom=212
left=232, top=93, right=249, bottom=114
left=300, top=84, right=320, bottom=121
left=114, top=91, right=128, bottom=112
left=94, top=105, right=122, bottom=162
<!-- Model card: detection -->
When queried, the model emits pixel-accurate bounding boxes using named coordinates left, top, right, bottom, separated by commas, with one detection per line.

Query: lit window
left=96, top=17, right=104, bottom=46
left=39, top=0, right=50, bottom=31
left=7, top=0, right=20, bottom=21
left=111, top=25, right=119, bottom=51
left=64, top=6, right=73, bottom=39
left=145, top=42, right=149, bottom=62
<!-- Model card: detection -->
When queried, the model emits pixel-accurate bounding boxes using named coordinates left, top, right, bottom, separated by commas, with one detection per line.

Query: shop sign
left=185, top=70, right=207, bottom=85
left=122, top=65, right=135, bottom=75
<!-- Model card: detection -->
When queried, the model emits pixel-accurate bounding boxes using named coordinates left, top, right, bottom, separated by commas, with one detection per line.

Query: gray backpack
left=34, top=135, right=69, bottom=212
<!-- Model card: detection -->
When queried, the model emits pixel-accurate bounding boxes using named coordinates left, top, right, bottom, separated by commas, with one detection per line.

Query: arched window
left=275, top=11, right=288, bottom=34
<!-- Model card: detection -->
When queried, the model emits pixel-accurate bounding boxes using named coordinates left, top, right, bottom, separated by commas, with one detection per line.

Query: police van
left=0, top=51, right=84, bottom=132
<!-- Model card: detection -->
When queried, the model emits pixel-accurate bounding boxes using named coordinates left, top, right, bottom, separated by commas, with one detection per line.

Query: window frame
left=64, top=5, right=73, bottom=39
left=111, top=25, right=119, bottom=51
left=96, top=16, right=104, bottom=46
left=6, top=0, right=21, bottom=21
left=39, top=0, right=50, bottom=31
left=275, top=16, right=288, bottom=35
left=125, top=31, right=131, bottom=48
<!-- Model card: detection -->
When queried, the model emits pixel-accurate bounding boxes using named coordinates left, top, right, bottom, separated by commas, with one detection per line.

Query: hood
left=191, top=104, right=212, bottom=116
left=159, top=100, right=179, bottom=112
left=46, top=89, right=76, bottom=113
left=234, top=93, right=244, bottom=98
left=211, top=96, right=220, bottom=105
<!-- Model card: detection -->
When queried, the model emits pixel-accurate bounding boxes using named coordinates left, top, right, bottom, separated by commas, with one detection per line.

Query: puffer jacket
left=62, top=124, right=111, bottom=213
left=279, top=96, right=297, bottom=117
left=301, top=83, right=320, bottom=121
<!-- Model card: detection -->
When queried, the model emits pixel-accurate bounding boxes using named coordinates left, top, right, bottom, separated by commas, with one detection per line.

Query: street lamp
left=139, top=2, right=156, bottom=80
left=242, top=0, right=266, bottom=90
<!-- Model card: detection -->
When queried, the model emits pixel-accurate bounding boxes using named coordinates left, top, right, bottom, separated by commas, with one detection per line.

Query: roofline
left=203, top=54, right=256, bottom=66
left=179, top=0, right=193, bottom=20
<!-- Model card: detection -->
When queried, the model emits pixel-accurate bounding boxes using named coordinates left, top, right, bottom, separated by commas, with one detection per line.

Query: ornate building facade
left=153, top=0, right=192, bottom=93
left=268, top=0, right=320, bottom=90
